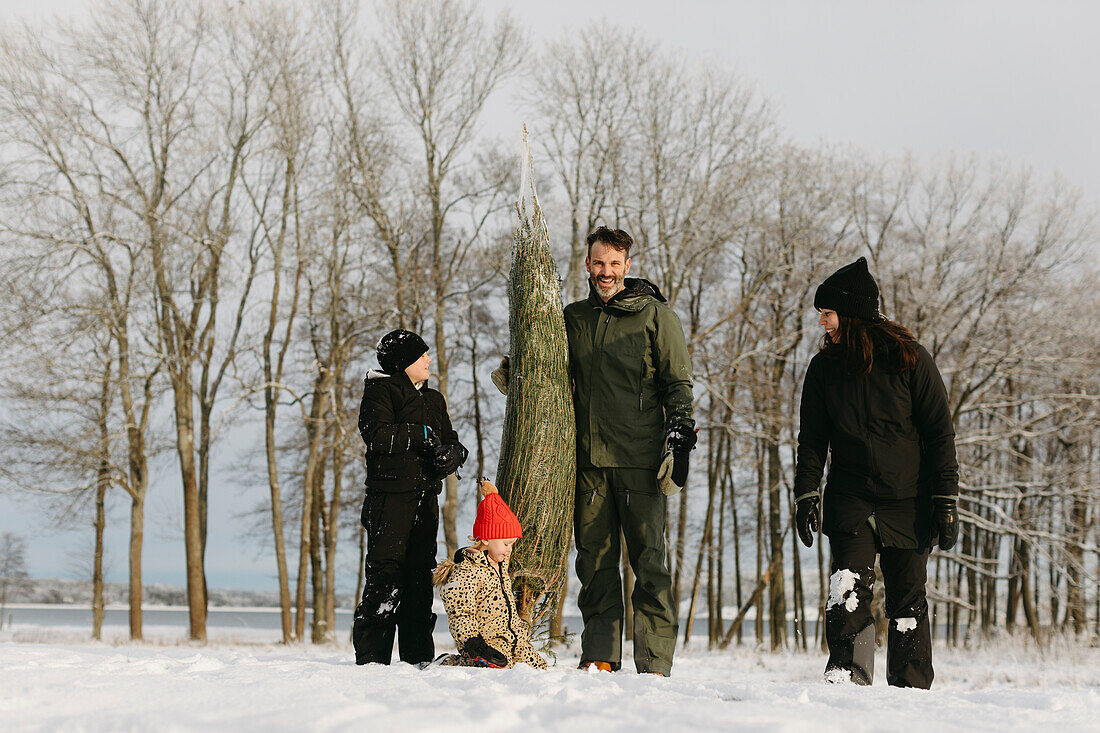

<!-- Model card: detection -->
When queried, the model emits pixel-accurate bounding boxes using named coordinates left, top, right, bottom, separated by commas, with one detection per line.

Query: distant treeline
left=6, top=578, right=346, bottom=609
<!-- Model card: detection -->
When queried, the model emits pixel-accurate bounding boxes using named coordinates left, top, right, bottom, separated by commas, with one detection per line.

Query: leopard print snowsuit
left=434, top=547, right=547, bottom=669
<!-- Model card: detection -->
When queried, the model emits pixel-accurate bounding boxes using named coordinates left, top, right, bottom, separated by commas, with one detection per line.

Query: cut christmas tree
left=496, top=126, right=576, bottom=633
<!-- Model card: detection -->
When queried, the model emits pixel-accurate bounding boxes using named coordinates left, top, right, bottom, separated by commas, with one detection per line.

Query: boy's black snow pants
left=574, top=468, right=678, bottom=676
left=825, top=522, right=934, bottom=688
left=352, top=489, right=438, bottom=665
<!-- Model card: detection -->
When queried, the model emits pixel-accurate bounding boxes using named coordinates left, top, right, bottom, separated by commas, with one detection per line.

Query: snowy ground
left=2, top=625, right=1098, bottom=732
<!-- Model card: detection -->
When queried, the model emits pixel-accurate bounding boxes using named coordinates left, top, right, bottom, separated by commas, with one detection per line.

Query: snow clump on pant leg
left=826, top=569, right=861, bottom=613
left=374, top=587, right=399, bottom=615
left=894, top=617, right=917, bottom=633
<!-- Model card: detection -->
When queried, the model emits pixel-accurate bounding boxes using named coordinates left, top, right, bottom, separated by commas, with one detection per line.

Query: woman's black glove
left=795, top=495, right=819, bottom=548
left=432, top=440, right=469, bottom=479
left=933, top=498, right=958, bottom=551
left=462, top=635, right=507, bottom=668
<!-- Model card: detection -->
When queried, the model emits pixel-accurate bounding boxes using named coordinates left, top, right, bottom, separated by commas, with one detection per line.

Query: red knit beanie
left=472, top=492, right=523, bottom=540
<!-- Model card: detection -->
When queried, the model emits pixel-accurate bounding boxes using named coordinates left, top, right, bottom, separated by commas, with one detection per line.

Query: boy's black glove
left=432, top=440, right=469, bottom=478
left=462, top=635, right=507, bottom=668
left=933, top=497, right=958, bottom=551
left=413, top=425, right=441, bottom=454
left=795, top=495, right=819, bottom=548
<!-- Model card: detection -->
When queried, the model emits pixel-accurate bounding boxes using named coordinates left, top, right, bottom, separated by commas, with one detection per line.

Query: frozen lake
left=2, top=603, right=357, bottom=634
left=1, top=603, right=825, bottom=644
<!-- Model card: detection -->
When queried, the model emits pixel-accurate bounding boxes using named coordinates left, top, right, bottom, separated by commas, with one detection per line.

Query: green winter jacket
left=564, top=278, right=694, bottom=469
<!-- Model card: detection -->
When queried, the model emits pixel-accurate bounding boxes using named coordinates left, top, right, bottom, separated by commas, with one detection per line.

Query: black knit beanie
left=376, top=329, right=429, bottom=375
left=814, top=257, right=882, bottom=320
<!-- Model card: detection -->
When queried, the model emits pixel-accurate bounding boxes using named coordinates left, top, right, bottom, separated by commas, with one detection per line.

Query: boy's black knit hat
left=814, top=256, right=881, bottom=320
left=376, top=329, right=429, bottom=375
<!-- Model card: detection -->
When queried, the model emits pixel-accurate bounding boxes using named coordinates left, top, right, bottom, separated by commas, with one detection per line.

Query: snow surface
left=2, top=626, right=1099, bottom=732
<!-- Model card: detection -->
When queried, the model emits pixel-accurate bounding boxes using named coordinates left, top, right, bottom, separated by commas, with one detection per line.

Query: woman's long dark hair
left=821, top=314, right=919, bottom=377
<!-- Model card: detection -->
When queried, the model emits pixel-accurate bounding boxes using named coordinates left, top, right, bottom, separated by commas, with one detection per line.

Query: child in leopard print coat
left=431, top=479, right=547, bottom=669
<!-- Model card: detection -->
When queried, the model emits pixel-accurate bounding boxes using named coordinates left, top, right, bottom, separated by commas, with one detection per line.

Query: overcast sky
left=2, top=0, right=1097, bottom=590
left=483, top=0, right=1100, bottom=202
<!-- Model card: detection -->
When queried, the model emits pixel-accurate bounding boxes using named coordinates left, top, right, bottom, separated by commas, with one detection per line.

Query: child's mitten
left=462, top=636, right=507, bottom=668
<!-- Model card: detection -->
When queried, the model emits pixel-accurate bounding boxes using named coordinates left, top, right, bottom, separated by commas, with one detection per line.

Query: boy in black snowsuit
left=352, top=329, right=468, bottom=665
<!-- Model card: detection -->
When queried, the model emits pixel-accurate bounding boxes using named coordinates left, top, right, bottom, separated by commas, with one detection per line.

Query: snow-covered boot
left=824, top=623, right=874, bottom=685
left=884, top=594, right=933, bottom=688
left=850, top=623, right=875, bottom=685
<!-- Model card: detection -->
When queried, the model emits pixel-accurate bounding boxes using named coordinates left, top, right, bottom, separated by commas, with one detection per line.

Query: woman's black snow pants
left=352, top=489, right=438, bottom=665
left=825, top=522, right=934, bottom=689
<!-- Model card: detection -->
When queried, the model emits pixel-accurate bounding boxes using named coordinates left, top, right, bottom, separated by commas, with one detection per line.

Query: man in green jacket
left=565, top=226, right=695, bottom=676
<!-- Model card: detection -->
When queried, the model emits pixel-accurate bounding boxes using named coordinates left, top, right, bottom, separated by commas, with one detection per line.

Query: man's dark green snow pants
left=574, top=467, right=678, bottom=676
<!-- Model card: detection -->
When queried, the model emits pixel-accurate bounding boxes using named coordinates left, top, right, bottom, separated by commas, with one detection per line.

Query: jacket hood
left=432, top=545, right=510, bottom=586
left=365, top=368, right=424, bottom=390
left=588, top=277, right=667, bottom=312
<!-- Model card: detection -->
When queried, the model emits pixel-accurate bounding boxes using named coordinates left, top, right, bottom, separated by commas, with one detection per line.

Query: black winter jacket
left=794, top=341, right=959, bottom=549
left=358, top=370, right=460, bottom=493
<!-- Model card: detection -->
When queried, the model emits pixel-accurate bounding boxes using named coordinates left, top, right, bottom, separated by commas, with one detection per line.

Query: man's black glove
left=662, top=425, right=697, bottom=489
left=933, top=497, right=958, bottom=551
left=671, top=450, right=691, bottom=488
left=795, top=495, right=819, bottom=548
left=462, top=635, right=507, bottom=668
left=413, top=425, right=441, bottom=454
left=432, top=440, right=469, bottom=479
left=666, top=424, right=698, bottom=453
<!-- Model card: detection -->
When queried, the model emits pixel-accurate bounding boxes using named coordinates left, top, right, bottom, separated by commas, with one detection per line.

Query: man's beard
left=590, top=273, right=625, bottom=299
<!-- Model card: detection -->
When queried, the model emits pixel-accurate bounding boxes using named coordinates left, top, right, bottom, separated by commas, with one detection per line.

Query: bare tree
left=0, top=532, right=29, bottom=629
left=93, top=0, right=265, bottom=641
left=0, top=11, right=170, bottom=639
left=330, top=0, right=427, bottom=332
left=3, top=0, right=272, bottom=641
left=618, top=57, right=775, bottom=310
left=525, top=24, right=649, bottom=300
left=371, top=0, right=524, bottom=556
left=234, top=0, right=320, bottom=644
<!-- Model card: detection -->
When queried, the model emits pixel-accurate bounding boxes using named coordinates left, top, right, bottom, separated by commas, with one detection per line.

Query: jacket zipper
left=592, top=307, right=611, bottom=458
left=496, top=562, right=518, bottom=659
left=860, top=374, right=877, bottom=496
left=599, top=304, right=643, bottom=411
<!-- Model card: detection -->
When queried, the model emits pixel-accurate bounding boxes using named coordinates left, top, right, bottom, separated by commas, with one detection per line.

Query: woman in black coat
left=794, top=257, right=959, bottom=689
left=352, top=329, right=468, bottom=666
